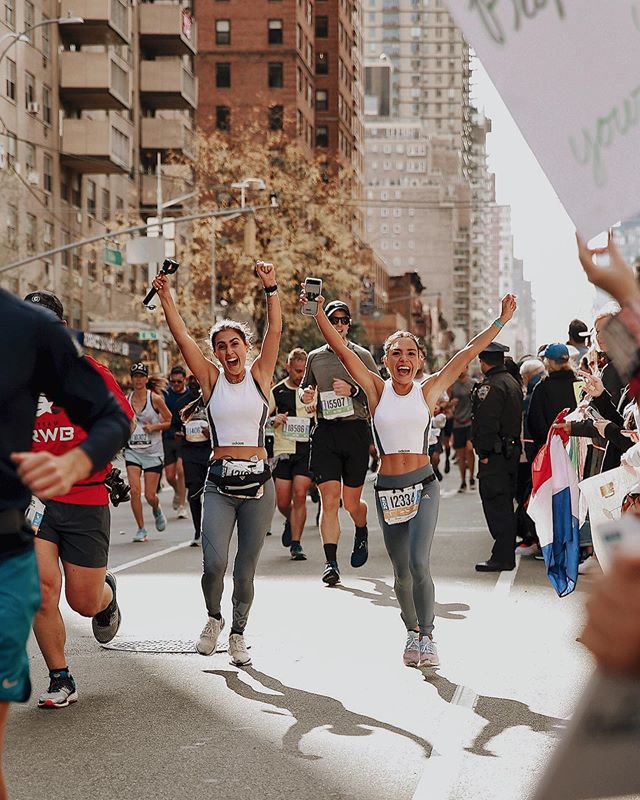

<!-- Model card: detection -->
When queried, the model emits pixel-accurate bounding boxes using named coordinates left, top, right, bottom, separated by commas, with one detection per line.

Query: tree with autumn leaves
left=175, top=124, right=371, bottom=361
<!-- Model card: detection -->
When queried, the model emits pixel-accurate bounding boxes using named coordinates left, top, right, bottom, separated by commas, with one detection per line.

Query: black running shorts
left=272, top=452, right=313, bottom=481
left=453, top=425, right=472, bottom=450
left=310, top=420, right=370, bottom=487
left=37, top=500, right=110, bottom=568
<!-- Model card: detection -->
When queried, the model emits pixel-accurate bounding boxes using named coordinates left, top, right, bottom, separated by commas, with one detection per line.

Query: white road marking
left=110, top=541, right=193, bottom=574
left=412, top=555, right=522, bottom=799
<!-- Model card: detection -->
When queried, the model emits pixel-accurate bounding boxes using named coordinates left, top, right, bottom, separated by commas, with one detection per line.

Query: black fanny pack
left=207, top=459, right=272, bottom=499
left=374, top=471, right=437, bottom=493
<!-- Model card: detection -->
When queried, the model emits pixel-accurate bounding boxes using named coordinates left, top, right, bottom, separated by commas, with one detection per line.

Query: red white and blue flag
left=527, top=412, right=580, bottom=597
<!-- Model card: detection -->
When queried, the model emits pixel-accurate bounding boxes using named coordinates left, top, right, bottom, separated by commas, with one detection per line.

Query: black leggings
left=183, top=460, right=208, bottom=538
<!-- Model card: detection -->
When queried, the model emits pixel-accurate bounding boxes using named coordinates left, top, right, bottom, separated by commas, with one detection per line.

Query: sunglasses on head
left=329, top=316, right=350, bottom=325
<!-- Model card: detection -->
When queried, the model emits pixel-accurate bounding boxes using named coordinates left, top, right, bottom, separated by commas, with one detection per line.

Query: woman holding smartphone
left=302, top=287, right=516, bottom=667
left=152, top=261, right=281, bottom=667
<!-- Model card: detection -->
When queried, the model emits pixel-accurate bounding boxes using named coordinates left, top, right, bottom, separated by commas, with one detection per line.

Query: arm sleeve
left=36, top=319, right=130, bottom=472
left=602, top=422, right=634, bottom=454
left=592, top=391, right=624, bottom=426
left=570, top=419, right=599, bottom=439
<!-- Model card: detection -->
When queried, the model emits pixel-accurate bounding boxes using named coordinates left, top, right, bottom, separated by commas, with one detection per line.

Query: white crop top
left=207, top=367, right=269, bottom=448
left=372, top=380, right=431, bottom=455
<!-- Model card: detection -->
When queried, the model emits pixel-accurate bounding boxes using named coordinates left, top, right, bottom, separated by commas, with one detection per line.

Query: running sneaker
left=228, top=633, right=252, bottom=666
left=177, top=505, right=189, bottom=520
left=38, top=672, right=78, bottom=709
left=403, top=631, right=420, bottom=668
left=515, top=541, right=540, bottom=557
left=91, top=572, right=121, bottom=644
left=281, top=519, right=292, bottom=548
left=322, top=560, right=341, bottom=586
left=444, top=458, right=451, bottom=474
left=351, top=532, right=369, bottom=568
left=196, top=616, right=225, bottom=655
left=190, top=537, right=201, bottom=548
left=153, top=505, right=167, bottom=532
left=433, top=467, right=443, bottom=482
left=419, top=636, right=440, bottom=668
left=133, top=527, right=148, bottom=543
left=172, top=493, right=179, bottom=511
left=290, top=541, right=307, bottom=561
left=309, top=485, right=320, bottom=504
left=458, top=482, right=467, bottom=494
left=469, top=478, right=476, bottom=489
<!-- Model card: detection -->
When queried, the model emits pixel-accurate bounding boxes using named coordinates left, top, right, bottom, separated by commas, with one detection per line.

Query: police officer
left=471, top=342, right=523, bottom=572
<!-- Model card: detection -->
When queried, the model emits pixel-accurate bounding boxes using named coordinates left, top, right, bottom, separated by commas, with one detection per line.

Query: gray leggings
left=374, top=465, right=440, bottom=636
left=200, top=478, right=275, bottom=633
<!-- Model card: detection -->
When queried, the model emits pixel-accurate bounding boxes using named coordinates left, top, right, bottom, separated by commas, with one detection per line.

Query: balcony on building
left=60, top=114, right=133, bottom=173
left=59, top=0, right=130, bottom=45
left=140, top=60, right=196, bottom=110
left=139, top=4, right=196, bottom=56
left=140, top=164, right=193, bottom=208
left=141, top=117, right=194, bottom=159
left=59, top=51, right=130, bottom=110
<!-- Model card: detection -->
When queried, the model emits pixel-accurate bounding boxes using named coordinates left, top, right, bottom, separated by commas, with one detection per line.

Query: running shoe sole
left=290, top=549, right=307, bottom=561
left=38, top=691, right=78, bottom=709
left=322, top=569, right=340, bottom=586
left=92, top=573, right=122, bottom=644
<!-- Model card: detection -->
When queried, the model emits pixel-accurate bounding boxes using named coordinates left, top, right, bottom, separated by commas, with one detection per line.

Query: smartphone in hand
left=302, top=277, right=323, bottom=316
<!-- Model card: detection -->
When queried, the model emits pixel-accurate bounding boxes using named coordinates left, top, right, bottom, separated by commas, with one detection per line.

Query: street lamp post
left=0, top=15, right=84, bottom=63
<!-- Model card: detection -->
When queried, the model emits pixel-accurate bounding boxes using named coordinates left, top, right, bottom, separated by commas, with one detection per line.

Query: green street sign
left=137, top=330, right=158, bottom=341
left=104, top=247, right=122, bottom=267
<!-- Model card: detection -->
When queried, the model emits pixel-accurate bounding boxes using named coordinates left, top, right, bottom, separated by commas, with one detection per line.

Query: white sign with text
left=446, top=1, right=640, bottom=237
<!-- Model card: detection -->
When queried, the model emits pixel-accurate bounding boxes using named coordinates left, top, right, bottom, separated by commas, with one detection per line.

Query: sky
left=471, top=60, right=596, bottom=345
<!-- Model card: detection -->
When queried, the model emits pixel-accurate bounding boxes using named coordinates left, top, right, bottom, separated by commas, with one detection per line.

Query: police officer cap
left=324, top=300, right=351, bottom=320
left=24, top=290, right=64, bottom=320
left=479, top=342, right=510, bottom=356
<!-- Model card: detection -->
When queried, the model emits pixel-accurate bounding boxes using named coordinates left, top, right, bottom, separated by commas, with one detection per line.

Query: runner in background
left=163, top=365, right=189, bottom=519
left=448, top=366, right=477, bottom=493
left=269, top=348, right=315, bottom=560
left=124, top=364, right=172, bottom=542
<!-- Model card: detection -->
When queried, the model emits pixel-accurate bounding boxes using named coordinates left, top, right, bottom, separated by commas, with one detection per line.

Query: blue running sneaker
left=153, top=505, right=167, bottom=532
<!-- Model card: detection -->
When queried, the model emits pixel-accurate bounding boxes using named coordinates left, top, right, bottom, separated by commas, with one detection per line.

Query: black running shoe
left=322, top=560, right=340, bottom=586
left=281, top=519, right=292, bottom=547
left=309, top=485, right=320, bottom=504
left=350, top=533, right=369, bottom=568
left=433, top=467, right=443, bottom=482
left=290, top=542, right=307, bottom=561
left=444, top=459, right=451, bottom=474
left=469, top=478, right=476, bottom=489
left=92, top=572, right=121, bottom=644
left=458, top=482, right=467, bottom=494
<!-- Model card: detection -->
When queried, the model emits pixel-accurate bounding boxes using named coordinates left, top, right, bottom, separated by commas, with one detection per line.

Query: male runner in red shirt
left=25, top=291, right=134, bottom=709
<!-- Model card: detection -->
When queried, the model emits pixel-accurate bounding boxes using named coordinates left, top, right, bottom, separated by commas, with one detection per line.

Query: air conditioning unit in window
left=27, top=171, right=39, bottom=185
left=27, top=101, right=40, bottom=114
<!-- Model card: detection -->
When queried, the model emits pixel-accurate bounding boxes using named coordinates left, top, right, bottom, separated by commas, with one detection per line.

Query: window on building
left=316, top=16, right=328, bottom=37
left=216, top=105, right=230, bottom=130
left=42, top=16, right=50, bottom=59
left=101, top=188, right=110, bottom=221
left=24, top=2, right=33, bottom=41
left=5, top=59, right=15, bottom=101
left=268, top=104, right=284, bottom=130
left=315, top=125, right=328, bottom=147
left=216, top=62, right=231, bottom=87
left=4, top=0, right=14, bottom=28
left=61, top=230, right=70, bottom=267
left=43, top=221, right=53, bottom=249
left=315, top=89, right=328, bottom=111
left=268, top=62, right=283, bottom=88
left=25, top=72, right=35, bottom=108
left=87, top=180, right=96, bottom=217
left=42, top=85, right=51, bottom=125
left=71, top=173, right=81, bottom=209
left=43, top=154, right=52, bottom=193
left=316, top=52, right=328, bottom=74
left=268, top=19, right=283, bottom=44
left=6, top=203, right=17, bottom=246
left=25, top=143, right=35, bottom=173
left=215, top=19, right=230, bottom=44
left=26, top=213, right=36, bottom=253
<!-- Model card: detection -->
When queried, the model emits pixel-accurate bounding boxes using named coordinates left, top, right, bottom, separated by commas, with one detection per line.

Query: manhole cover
left=101, top=639, right=247, bottom=654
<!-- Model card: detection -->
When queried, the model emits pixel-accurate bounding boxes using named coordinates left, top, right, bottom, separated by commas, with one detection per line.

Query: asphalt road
left=4, top=465, right=613, bottom=800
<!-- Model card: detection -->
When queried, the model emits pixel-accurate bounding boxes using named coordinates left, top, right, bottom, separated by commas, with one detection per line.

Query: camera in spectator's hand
left=104, top=468, right=131, bottom=506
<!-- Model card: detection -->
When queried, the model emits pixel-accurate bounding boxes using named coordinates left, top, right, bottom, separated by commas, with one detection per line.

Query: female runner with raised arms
left=302, top=289, right=516, bottom=667
left=152, top=261, right=281, bottom=666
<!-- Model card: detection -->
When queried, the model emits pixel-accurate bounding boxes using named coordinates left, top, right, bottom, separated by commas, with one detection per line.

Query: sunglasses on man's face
left=170, top=378, right=185, bottom=384
left=329, top=316, right=350, bottom=326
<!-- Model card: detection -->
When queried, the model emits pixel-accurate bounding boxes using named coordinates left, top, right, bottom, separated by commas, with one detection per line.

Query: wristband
left=264, top=284, right=278, bottom=295
left=493, top=319, right=505, bottom=329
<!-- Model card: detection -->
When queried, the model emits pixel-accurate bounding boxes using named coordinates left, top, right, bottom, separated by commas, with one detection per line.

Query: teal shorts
left=0, top=548, right=41, bottom=702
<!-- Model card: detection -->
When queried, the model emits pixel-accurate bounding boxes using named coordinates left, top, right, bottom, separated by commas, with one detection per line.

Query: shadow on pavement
left=206, top=667, right=433, bottom=761
left=422, top=671, right=566, bottom=757
left=334, top=580, right=470, bottom=620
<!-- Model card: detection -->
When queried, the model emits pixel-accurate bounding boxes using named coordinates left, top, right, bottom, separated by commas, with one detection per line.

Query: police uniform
left=471, top=343, right=523, bottom=571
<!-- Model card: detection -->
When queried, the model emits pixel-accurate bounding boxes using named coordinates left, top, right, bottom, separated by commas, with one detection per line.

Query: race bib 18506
left=282, top=416, right=311, bottom=441
left=377, top=484, right=422, bottom=526
left=320, top=390, right=354, bottom=419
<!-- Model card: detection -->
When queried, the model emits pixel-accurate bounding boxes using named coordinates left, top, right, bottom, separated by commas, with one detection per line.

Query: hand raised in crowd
left=332, top=378, right=353, bottom=398
left=576, top=231, right=640, bottom=305
left=273, top=412, right=288, bottom=428
left=499, top=293, right=517, bottom=323
left=301, top=386, right=315, bottom=405
left=577, top=369, right=605, bottom=398
left=255, top=260, right=276, bottom=288
left=299, top=285, right=325, bottom=316
left=151, top=271, right=172, bottom=300
left=582, top=555, right=640, bottom=675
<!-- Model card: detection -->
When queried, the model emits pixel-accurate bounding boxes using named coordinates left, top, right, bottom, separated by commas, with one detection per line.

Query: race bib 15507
left=320, top=391, right=354, bottom=419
